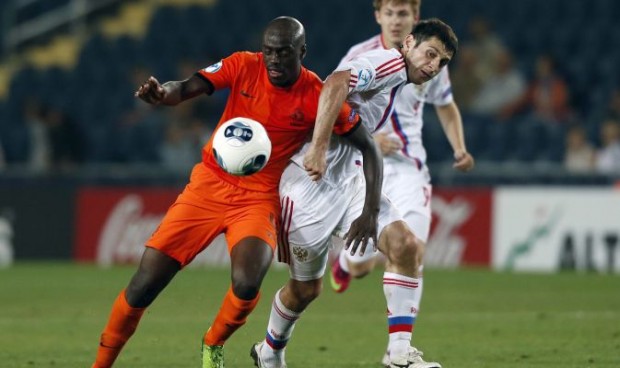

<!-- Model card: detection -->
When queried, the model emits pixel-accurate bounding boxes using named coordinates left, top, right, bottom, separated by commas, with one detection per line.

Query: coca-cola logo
left=97, top=195, right=163, bottom=266
left=93, top=192, right=231, bottom=267
left=425, top=196, right=473, bottom=267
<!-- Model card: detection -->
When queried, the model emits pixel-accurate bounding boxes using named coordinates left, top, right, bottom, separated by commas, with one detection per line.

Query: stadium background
left=0, top=0, right=619, bottom=270
left=1, top=1, right=620, bottom=367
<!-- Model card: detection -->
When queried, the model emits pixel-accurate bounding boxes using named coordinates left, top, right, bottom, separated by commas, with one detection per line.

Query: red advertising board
left=74, top=187, right=180, bottom=264
left=74, top=187, right=493, bottom=268
left=427, top=188, right=492, bottom=267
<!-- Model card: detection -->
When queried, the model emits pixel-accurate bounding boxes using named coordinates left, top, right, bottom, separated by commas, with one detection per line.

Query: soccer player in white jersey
left=329, top=1, right=475, bottom=366
left=250, top=19, right=458, bottom=368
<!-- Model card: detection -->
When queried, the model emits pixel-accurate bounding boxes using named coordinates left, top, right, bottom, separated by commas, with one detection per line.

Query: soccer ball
left=212, top=117, right=272, bottom=176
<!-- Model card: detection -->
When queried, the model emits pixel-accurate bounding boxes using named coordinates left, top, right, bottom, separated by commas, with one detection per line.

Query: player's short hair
left=373, top=0, right=421, bottom=12
left=411, top=18, right=458, bottom=57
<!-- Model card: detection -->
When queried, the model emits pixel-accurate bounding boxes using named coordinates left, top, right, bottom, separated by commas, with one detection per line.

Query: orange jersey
left=197, top=52, right=359, bottom=192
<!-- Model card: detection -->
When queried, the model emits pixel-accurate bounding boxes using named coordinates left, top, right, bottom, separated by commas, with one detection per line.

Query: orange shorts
left=147, top=164, right=279, bottom=267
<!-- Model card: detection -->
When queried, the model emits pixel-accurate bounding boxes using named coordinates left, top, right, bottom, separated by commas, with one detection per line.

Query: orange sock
left=204, top=287, right=260, bottom=346
left=92, top=289, right=145, bottom=368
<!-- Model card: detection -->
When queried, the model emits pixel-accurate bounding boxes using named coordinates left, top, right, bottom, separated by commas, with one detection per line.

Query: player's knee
left=231, top=278, right=261, bottom=300
left=394, top=232, right=419, bottom=264
left=231, top=262, right=269, bottom=299
left=291, top=279, right=322, bottom=306
left=384, top=224, right=420, bottom=268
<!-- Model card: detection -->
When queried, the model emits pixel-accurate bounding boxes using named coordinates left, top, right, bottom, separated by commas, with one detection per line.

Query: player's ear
left=374, top=10, right=381, bottom=26
left=404, top=34, right=415, bottom=50
left=300, top=44, right=307, bottom=60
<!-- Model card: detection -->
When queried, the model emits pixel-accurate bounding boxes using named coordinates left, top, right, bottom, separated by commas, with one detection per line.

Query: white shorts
left=278, top=163, right=402, bottom=281
left=345, top=160, right=432, bottom=264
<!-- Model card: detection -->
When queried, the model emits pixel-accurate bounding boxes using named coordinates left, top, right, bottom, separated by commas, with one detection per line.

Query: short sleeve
left=335, top=57, right=377, bottom=93
left=197, top=52, right=245, bottom=91
left=335, top=50, right=406, bottom=95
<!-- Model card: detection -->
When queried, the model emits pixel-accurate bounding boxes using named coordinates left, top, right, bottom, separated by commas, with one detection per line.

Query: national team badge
left=204, top=61, right=223, bottom=73
left=289, top=108, right=305, bottom=123
left=292, top=246, right=309, bottom=262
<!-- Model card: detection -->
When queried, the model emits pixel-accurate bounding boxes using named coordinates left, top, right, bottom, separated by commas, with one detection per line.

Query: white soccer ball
left=212, top=117, right=272, bottom=176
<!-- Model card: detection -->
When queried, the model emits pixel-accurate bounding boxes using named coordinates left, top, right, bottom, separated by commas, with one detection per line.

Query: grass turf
left=0, top=263, right=619, bottom=367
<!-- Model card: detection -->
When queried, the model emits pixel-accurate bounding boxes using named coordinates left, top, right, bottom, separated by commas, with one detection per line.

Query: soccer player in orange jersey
left=91, top=17, right=378, bottom=368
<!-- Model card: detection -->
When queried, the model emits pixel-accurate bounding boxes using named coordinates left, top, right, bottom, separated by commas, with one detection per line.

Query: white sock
left=261, top=289, right=301, bottom=366
left=411, top=265, right=424, bottom=340
left=338, top=249, right=351, bottom=273
left=383, top=271, right=419, bottom=359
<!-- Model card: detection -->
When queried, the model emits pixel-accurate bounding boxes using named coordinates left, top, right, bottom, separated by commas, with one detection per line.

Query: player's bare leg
left=125, top=248, right=181, bottom=306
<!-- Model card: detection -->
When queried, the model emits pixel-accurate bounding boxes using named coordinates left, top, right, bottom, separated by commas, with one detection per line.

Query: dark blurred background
left=0, top=0, right=619, bottom=186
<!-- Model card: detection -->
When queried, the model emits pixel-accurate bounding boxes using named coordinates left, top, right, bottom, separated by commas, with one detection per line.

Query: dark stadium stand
left=1, top=0, right=619, bottom=185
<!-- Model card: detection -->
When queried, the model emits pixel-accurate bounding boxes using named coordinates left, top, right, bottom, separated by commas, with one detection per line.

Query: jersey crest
left=357, top=68, right=372, bottom=88
left=203, top=60, right=223, bottom=73
left=289, top=108, right=305, bottom=126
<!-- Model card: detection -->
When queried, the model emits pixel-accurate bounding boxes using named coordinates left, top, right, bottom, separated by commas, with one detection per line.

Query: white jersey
left=339, top=34, right=454, bottom=171
left=291, top=47, right=408, bottom=187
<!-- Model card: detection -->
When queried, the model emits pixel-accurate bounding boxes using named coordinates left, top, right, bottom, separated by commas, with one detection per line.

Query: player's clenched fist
left=453, top=149, right=475, bottom=172
left=302, top=145, right=327, bottom=181
left=135, top=76, right=166, bottom=105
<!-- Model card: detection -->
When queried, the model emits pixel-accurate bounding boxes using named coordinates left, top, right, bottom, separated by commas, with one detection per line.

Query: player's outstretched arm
left=435, top=101, right=475, bottom=172
left=343, top=121, right=382, bottom=256
left=304, top=70, right=351, bottom=181
left=135, top=74, right=213, bottom=106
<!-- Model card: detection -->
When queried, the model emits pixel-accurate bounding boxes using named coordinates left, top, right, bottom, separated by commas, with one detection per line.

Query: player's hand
left=453, top=149, right=475, bottom=172
left=374, top=132, right=402, bottom=156
left=303, top=145, right=327, bottom=181
left=344, top=212, right=378, bottom=257
left=135, top=76, right=166, bottom=105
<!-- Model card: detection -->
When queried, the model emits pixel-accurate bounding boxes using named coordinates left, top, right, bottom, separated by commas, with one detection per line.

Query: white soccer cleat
left=388, top=354, right=412, bottom=368
left=382, top=349, right=391, bottom=367
left=406, top=346, right=442, bottom=368
left=249, top=341, right=287, bottom=368
left=385, top=346, right=442, bottom=368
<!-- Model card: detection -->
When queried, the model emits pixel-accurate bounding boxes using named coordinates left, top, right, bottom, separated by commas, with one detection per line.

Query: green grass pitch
left=1, top=263, right=619, bottom=367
